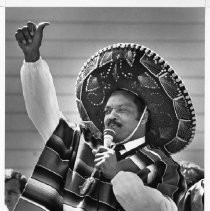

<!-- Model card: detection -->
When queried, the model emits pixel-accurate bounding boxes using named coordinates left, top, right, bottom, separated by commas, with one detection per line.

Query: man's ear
left=141, top=110, right=148, bottom=125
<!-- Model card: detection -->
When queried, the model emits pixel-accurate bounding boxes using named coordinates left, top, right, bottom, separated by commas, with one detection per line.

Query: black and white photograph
left=4, top=6, right=205, bottom=211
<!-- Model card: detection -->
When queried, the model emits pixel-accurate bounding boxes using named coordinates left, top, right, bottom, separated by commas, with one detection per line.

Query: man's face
left=104, top=90, right=140, bottom=143
left=5, top=179, right=21, bottom=211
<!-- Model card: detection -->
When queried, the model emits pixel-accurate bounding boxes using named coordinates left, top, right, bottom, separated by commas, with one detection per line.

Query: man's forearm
left=111, top=171, right=177, bottom=211
left=21, top=57, right=63, bottom=142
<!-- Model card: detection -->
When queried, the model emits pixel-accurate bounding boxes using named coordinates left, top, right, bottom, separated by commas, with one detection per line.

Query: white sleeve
left=111, top=171, right=177, bottom=211
left=20, top=57, right=65, bottom=142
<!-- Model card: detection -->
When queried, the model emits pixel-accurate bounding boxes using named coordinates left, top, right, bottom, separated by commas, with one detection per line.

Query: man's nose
left=106, top=111, right=120, bottom=126
left=108, top=109, right=119, bottom=119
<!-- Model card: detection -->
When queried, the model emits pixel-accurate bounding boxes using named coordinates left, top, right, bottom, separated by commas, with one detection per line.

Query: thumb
left=92, top=149, right=97, bottom=155
left=97, top=146, right=108, bottom=153
left=36, top=22, right=50, bottom=35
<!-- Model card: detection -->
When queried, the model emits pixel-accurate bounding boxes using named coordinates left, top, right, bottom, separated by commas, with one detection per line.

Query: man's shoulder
left=142, top=145, right=179, bottom=167
left=54, top=118, right=82, bottom=133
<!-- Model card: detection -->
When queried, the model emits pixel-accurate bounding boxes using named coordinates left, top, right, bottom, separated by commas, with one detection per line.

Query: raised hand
left=15, top=21, right=50, bottom=62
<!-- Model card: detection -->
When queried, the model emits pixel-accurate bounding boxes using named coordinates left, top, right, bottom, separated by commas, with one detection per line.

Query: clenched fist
left=15, top=21, right=50, bottom=62
left=93, top=146, right=120, bottom=180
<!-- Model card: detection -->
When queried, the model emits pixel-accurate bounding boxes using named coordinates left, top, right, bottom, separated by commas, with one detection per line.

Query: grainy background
left=5, top=7, right=204, bottom=178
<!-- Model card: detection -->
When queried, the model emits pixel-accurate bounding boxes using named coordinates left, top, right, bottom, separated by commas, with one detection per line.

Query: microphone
left=79, top=128, right=116, bottom=195
left=103, top=128, right=116, bottom=148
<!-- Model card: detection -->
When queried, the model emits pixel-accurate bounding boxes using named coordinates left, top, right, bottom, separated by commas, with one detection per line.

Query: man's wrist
left=111, top=171, right=125, bottom=184
left=24, top=51, right=40, bottom=62
left=109, top=166, right=121, bottom=180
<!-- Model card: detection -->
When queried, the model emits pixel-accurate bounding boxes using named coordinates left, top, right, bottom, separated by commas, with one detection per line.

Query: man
left=14, top=22, right=196, bottom=211
left=5, top=169, right=27, bottom=211
left=180, top=161, right=204, bottom=189
left=178, top=161, right=204, bottom=211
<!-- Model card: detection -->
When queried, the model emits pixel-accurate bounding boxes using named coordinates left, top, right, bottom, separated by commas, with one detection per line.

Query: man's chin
left=113, top=133, right=125, bottom=144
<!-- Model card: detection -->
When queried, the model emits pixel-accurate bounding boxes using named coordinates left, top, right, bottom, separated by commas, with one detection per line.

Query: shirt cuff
left=23, top=56, right=42, bottom=65
left=111, top=171, right=132, bottom=186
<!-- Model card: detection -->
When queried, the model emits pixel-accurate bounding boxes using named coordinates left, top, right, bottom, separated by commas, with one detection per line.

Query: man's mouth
left=110, top=124, right=119, bottom=128
left=107, top=122, right=122, bottom=128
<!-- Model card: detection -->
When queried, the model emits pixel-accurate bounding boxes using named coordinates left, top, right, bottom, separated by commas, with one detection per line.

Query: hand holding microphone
left=93, top=128, right=120, bottom=180
left=79, top=128, right=117, bottom=195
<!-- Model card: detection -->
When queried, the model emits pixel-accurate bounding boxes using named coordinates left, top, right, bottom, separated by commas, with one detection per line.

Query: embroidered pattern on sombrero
left=75, top=43, right=196, bottom=154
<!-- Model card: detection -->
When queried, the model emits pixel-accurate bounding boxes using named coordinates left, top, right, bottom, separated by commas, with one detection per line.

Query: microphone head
left=103, top=128, right=116, bottom=148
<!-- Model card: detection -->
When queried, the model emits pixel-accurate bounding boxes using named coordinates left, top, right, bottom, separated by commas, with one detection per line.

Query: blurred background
left=5, top=7, right=204, bottom=178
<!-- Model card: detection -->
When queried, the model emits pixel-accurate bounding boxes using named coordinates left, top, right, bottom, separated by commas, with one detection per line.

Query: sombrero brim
left=76, top=43, right=196, bottom=154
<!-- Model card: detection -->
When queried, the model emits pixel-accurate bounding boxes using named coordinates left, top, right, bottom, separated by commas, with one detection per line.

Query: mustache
left=106, top=119, right=122, bottom=128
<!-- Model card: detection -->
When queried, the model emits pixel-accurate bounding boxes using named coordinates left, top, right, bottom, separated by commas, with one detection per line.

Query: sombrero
left=76, top=43, right=196, bottom=154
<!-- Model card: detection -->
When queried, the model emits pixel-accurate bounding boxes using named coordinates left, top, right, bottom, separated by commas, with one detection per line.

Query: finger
left=22, top=26, right=32, bottom=43
left=95, top=152, right=106, bottom=159
left=37, top=22, right=50, bottom=35
left=27, top=21, right=37, bottom=36
left=15, top=29, right=26, bottom=45
left=94, top=157, right=104, bottom=164
left=95, top=159, right=105, bottom=169
left=96, top=146, right=109, bottom=153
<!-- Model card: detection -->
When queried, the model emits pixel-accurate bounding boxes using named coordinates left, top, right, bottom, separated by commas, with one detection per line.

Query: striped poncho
left=15, top=119, right=186, bottom=211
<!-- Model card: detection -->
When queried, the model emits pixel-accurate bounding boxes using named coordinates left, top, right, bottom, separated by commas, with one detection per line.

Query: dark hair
left=132, top=94, right=146, bottom=120
left=5, top=169, right=27, bottom=193
left=179, top=161, right=204, bottom=189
